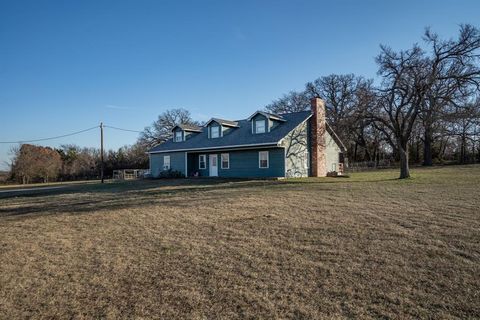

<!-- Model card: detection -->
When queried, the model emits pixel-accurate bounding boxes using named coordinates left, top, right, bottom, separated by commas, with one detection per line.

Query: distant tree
left=306, top=74, right=378, bottom=161
left=57, top=145, right=97, bottom=180
left=38, top=147, right=62, bottom=182
left=444, top=98, right=480, bottom=163
left=265, top=91, right=310, bottom=114
left=123, top=142, right=149, bottom=168
left=419, top=25, right=480, bottom=166
left=139, top=108, right=201, bottom=148
left=10, top=144, right=62, bottom=183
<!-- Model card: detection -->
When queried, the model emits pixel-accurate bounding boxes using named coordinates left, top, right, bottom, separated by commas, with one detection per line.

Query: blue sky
left=1, top=0, right=479, bottom=169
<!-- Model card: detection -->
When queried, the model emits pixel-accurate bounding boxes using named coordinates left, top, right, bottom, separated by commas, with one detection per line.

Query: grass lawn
left=0, top=165, right=479, bottom=319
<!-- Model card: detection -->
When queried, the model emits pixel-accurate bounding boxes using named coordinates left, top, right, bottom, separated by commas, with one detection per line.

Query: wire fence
left=346, top=160, right=397, bottom=172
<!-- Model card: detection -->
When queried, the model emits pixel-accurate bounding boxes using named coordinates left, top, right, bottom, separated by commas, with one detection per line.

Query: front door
left=209, top=154, right=218, bottom=177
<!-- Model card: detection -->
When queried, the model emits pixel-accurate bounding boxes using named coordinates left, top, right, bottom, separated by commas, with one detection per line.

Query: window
left=221, top=153, right=229, bottom=169
left=255, top=120, right=266, bottom=133
left=163, top=155, right=170, bottom=170
left=175, top=131, right=182, bottom=142
left=259, top=151, right=269, bottom=168
left=199, top=154, right=206, bottom=169
left=211, top=126, right=220, bottom=138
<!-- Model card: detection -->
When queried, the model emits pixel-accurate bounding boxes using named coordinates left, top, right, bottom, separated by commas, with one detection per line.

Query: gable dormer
left=248, top=111, right=286, bottom=134
left=172, top=124, right=202, bottom=142
left=205, top=118, right=239, bottom=138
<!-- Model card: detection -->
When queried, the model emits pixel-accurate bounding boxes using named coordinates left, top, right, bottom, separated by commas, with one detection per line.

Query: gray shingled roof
left=149, top=111, right=312, bottom=153
left=173, top=124, right=203, bottom=132
left=205, top=118, right=239, bottom=127
left=247, top=111, right=285, bottom=121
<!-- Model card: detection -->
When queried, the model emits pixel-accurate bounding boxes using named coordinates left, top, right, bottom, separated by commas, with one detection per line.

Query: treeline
left=264, top=25, right=480, bottom=178
left=8, top=143, right=148, bottom=184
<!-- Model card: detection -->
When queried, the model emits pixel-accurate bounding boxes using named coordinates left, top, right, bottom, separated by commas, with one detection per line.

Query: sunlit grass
left=0, top=165, right=479, bottom=318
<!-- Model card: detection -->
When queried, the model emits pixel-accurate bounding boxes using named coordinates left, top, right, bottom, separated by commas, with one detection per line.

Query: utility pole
left=100, top=122, right=104, bottom=183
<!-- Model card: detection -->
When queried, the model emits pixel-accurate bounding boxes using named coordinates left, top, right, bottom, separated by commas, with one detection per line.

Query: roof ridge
left=150, top=111, right=313, bottom=153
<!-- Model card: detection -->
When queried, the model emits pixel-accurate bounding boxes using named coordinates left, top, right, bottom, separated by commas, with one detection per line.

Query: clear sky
left=1, top=0, right=479, bottom=169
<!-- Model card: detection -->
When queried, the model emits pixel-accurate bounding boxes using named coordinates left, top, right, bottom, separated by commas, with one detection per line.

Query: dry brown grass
left=0, top=165, right=479, bottom=319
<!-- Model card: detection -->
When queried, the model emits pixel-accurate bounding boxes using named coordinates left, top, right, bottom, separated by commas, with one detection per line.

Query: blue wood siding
left=189, top=147, right=285, bottom=178
left=150, top=152, right=186, bottom=177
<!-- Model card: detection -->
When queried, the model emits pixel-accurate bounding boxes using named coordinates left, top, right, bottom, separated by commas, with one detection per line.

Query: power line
left=103, top=125, right=143, bottom=133
left=0, top=125, right=99, bottom=144
left=0, top=124, right=143, bottom=144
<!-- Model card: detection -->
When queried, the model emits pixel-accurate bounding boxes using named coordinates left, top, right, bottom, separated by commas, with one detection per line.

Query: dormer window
left=255, top=119, right=266, bottom=134
left=175, top=131, right=183, bottom=142
left=172, top=124, right=202, bottom=142
left=205, top=118, right=239, bottom=139
left=248, top=111, right=286, bottom=134
left=211, top=126, right=220, bottom=138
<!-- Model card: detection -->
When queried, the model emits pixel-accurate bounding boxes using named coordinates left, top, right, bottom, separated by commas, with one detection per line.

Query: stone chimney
left=310, top=97, right=327, bottom=177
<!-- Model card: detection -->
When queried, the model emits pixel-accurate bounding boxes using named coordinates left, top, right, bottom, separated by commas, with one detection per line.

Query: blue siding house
left=148, top=98, right=346, bottom=178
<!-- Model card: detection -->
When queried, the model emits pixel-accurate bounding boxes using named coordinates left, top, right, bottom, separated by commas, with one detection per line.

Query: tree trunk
left=415, top=139, right=420, bottom=163
left=471, top=140, right=475, bottom=164
left=399, top=142, right=410, bottom=179
left=423, top=128, right=433, bottom=166
left=460, top=135, right=466, bottom=164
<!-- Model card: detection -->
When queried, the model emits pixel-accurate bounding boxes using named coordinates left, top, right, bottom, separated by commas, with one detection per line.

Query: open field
left=0, top=166, right=479, bottom=319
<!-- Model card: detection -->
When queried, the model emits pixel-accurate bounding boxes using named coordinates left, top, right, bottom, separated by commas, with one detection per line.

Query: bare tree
left=265, top=74, right=378, bottom=163
left=306, top=74, right=377, bottom=162
left=139, top=108, right=201, bottom=148
left=420, top=25, right=480, bottom=165
left=368, top=44, right=427, bottom=179
left=265, top=91, right=310, bottom=114
left=370, top=25, right=480, bottom=178
left=444, top=98, right=480, bottom=163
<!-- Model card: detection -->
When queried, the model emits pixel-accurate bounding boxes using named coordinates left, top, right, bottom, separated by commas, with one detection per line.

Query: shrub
left=157, top=169, right=184, bottom=179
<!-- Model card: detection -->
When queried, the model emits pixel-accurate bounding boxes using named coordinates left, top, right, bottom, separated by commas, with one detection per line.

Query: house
left=148, top=98, right=346, bottom=178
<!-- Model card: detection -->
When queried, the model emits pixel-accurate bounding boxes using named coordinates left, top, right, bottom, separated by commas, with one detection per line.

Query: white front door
left=209, top=154, right=218, bottom=177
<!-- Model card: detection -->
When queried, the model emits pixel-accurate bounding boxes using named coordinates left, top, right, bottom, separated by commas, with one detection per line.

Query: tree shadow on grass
left=0, top=179, right=287, bottom=219
left=0, top=177, right=400, bottom=220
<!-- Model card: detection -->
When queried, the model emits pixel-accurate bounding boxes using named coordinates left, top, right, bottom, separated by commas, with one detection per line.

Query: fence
left=112, top=169, right=149, bottom=180
left=346, top=160, right=396, bottom=172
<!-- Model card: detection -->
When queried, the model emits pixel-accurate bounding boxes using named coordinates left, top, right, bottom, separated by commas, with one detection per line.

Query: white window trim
left=221, top=153, right=229, bottom=169
left=259, top=151, right=269, bottom=169
left=255, top=119, right=266, bottom=134
left=211, top=126, right=220, bottom=138
left=163, top=155, right=171, bottom=170
left=199, top=154, right=206, bottom=169
left=175, top=131, right=183, bottom=142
